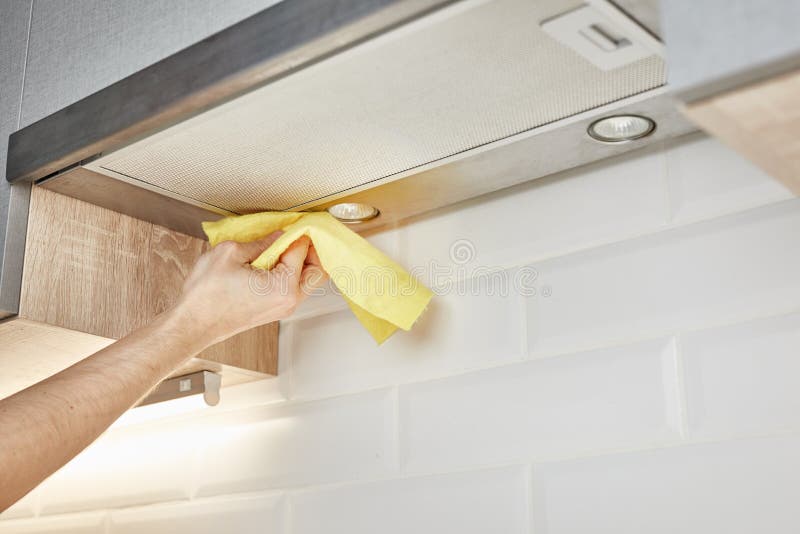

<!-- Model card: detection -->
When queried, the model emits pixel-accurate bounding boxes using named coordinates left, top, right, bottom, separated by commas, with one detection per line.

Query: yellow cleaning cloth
left=202, top=212, right=433, bottom=344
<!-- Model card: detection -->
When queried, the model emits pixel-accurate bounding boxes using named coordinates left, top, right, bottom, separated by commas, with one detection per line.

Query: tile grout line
left=659, top=139, right=676, bottom=224
left=272, top=461, right=536, bottom=498
left=518, top=289, right=529, bottom=359
left=672, top=334, right=692, bottom=440
left=284, top=492, right=293, bottom=534
left=390, top=385, right=403, bottom=476
left=15, top=0, right=34, bottom=129
left=662, top=336, right=684, bottom=440
left=525, top=463, right=535, bottom=534
left=284, top=321, right=297, bottom=401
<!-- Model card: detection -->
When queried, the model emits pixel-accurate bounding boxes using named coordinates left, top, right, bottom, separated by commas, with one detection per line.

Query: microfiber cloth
left=202, top=212, right=433, bottom=344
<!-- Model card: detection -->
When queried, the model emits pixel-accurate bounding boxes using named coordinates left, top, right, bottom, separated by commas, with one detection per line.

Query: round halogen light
left=587, top=115, right=656, bottom=143
left=326, top=202, right=380, bottom=223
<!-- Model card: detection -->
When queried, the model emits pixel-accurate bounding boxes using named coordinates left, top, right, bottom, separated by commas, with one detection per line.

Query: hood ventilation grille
left=92, top=0, right=665, bottom=214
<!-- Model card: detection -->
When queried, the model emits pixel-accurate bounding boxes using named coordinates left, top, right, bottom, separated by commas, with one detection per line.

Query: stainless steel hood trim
left=37, top=167, right=230, bottom=239
left=5, top=0, right=457, bottom=184
left=299, top=90, right=698, bottom=231
left=41, top=88, right=696, bottom=237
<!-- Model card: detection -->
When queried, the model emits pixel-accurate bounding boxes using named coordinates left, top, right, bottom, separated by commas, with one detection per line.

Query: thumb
left=232, top=231, right=283, bottom=263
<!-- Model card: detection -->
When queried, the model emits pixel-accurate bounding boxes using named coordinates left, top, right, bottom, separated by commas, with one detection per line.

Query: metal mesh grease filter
left=98, top=0, right=665, bottom=213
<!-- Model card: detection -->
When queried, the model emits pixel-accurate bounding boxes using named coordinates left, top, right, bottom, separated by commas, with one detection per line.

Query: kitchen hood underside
left=7, top=0, right=694, bottom=237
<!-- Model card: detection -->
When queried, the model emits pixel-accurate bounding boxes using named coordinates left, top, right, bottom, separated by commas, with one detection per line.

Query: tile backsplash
left=2, top=133, right=799, bottom=533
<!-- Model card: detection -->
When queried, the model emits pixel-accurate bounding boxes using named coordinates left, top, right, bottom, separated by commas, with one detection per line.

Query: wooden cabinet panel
left=146, top=224, right=207, bottom=318
left=20, top=1, right=277, bottom=127
left=18, top=186, right=278, bottom=378
left=21, top=186, right=152, bottom=337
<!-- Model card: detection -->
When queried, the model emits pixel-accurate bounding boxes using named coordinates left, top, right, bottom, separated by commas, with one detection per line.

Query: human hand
left=175, top=232, right=327, bottom=347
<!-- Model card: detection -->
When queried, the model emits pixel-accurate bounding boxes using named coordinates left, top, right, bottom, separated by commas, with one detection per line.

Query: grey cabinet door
left=0, top=0, right=33, bottom=317
left=1, top=0, right=31, bottom=180
left=20, top=0, right=282, bottom=127
left=661, top=0, right=800, bottom=100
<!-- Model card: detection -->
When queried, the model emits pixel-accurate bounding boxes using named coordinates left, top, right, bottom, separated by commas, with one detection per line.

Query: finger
left=277, top=236, right=310, bottom=285
left=231, top=231, right=283, bottom=263
left=305, top=244, right=322, bottom=268
left=300, top=264, right=328, bottom=294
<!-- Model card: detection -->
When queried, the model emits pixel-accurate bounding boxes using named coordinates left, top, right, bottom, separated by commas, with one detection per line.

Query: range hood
left=6, top=0, right=694, bottom=237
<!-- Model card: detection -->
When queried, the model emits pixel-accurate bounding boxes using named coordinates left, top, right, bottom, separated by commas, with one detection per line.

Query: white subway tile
left=290, top=285, right=349, bottom=322
left=110, top=396, right=217, bottom=429
left=682, top=312, right=800, bottom=439
left=38, top=422, right=197, bottom=514
left=400, top=338, right=681, bottom=473
left=665, top=134, right=792, bottom=224
left=109, top=493, right=285, bottom=534
left=362, top=225, right=403, bottom=260
left=290, top=466, right=528, bottom=534
left=290, top=279, right=524, bottom=400
left=533, top=435, right=800, bottom=534
left=401, top=146, right=667, bottom=283
left=214, top=375, right=287, bottom=408
left=526, top=200, right=800, bottom=357
left=195, top=389, right=396, bottom=496
left=0, top=512, right=106, bottom=534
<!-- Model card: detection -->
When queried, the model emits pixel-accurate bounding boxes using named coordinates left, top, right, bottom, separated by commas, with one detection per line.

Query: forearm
left=0, top=234, right=317, bottom=513
left=0, top=306, right=211, bottom=512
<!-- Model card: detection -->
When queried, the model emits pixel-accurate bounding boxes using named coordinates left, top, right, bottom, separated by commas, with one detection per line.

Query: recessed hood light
left=327, top=203, right=380, bottom=224
left=587, top=115, right=656, bottom=143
